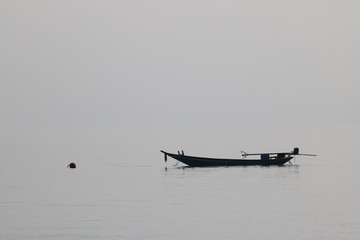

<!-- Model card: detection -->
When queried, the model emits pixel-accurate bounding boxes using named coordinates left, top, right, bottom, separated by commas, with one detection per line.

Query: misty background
left=1, top=0, right=359, bottom=126
left=1, top=2, right=360, bottom=239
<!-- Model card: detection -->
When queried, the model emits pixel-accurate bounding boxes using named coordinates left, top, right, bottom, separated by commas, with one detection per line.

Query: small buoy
left=67, top=162, right=76, bottom=168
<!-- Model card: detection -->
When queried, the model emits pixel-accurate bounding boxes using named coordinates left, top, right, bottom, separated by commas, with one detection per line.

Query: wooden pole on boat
left=161, top=150, right=168, bottom=162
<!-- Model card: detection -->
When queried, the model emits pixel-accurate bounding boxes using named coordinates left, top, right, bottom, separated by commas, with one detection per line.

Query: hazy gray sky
left=1, top=0, right=359, bottom=125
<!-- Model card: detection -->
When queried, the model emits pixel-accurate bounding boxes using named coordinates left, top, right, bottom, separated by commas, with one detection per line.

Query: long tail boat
left=160, top=148, right=316, bottom=167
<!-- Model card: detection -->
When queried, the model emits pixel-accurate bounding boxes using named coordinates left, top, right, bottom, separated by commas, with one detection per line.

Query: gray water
left=1, top=125, right=359, bottom=240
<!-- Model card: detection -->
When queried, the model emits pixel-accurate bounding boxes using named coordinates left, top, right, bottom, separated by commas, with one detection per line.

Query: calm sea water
left=1, top=125, right=359, bottom=239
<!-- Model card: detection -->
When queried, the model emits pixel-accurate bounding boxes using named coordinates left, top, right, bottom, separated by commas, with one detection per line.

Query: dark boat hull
left=161, top=151, right=292, bottom=167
